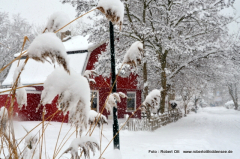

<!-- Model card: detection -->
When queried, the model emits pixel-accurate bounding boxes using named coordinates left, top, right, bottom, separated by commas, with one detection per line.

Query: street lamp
left=109, top=21, right=120, bottom=149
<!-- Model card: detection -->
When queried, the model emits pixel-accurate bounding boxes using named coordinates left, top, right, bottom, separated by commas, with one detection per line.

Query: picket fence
left=121, top=109, right=189, bottom=131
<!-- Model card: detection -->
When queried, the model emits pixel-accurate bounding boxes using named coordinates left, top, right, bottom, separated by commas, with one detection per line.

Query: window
left=127, top=92, right=136, bottom=111
left=91, top=91, right=98, bottom=112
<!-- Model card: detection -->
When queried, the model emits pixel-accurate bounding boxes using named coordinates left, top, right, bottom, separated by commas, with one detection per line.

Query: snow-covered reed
left=89, top=110, right=108, bottom=127
left=41, top=68, right=90, bottom=132
left=45, top=12, right=70, bottom=32
left=142, top=89, right=162, bottom=112
left=123, top=41, right=143, bottom=67
left=62, top=136, right=99, bottom=159
left=105, top=92, right=127, bottom=113
left=28, top=33, right=70, bottom=73
left=97, top=0, right=124, bottom=30
left=13, top=63, right=27, bottom=109
left=0, top=107, right=8, bottom=131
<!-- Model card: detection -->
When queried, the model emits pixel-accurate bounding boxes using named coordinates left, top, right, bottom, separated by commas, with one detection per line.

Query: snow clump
left=45, top=12, right=70, bottom=32
left=97, top=0, right=124, bottom=30
left=62, top=136, right=99, bottom=159
left=123, top=41, right=143, bottom=67
left=105, top=92, right=127, bottom=113
left=28, top=33, right=70, bottom=73
left=41, top=68, right=90, bottom=132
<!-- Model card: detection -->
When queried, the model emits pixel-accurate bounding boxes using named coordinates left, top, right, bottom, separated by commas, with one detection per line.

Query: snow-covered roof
left=3, top=36, right=89, bottom=86
left=63, top=35, right=88, bottom=52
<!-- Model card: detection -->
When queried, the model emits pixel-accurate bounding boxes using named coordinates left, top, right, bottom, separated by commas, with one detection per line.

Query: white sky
left=0, top=0, right=78, bottom=26
left=0, top=0, right=240, bottom=34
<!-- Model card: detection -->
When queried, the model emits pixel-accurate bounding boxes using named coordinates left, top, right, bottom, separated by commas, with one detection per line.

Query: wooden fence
left=121, top=109, right=188, bottom=131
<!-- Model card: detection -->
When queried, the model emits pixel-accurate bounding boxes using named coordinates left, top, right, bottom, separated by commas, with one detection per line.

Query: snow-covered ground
left=7, top=107, right=240, bottom=159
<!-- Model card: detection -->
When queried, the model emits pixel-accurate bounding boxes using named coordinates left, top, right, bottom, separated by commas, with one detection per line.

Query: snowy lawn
left=10, top=107, right=240, bottom=159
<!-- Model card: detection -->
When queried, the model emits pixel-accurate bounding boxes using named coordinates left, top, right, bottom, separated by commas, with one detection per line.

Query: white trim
left=82, top=41, right=107, bottom=74
left=91, top=90, right=99, bottom=112
left=82, top=51, right=90, bottom=75
left=126, top=91, right=136, bottom=112
left=26, top=90, right=42, bottom=94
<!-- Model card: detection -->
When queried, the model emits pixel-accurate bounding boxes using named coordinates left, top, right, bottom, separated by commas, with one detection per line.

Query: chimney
left=61, top=30, right=71, bottom=42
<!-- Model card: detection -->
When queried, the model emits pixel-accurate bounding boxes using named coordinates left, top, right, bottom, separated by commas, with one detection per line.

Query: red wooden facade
left=0, top=43, right=141, bottom=122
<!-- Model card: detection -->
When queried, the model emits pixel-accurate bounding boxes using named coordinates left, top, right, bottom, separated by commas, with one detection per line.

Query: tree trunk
left=184, top=104, right=187, bottom=116
left=159, top=50, right=168, bottom=114
left=234, top=83, right=238, bottom=110
left=143, top=62, right=150, bottom=119
left=228, top=83, right=238, bottom=110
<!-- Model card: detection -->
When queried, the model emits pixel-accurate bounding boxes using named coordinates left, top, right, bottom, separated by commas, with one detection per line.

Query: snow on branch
left=40, top=68, right=90, bottom=131
left=45, top=12, right=70, bottom=32
left=123, top=41, right=143, bottom=67
left=167, top=49, right=220, bottom=80
left=62, top=136, right=99, bottom=159
left=28, top=33, right=70, bottom=73
left=105, top=92, right=127, bottom=113
left=97, top=0, right=124, bottom=30
left=142, top=89, right=162, bottom=112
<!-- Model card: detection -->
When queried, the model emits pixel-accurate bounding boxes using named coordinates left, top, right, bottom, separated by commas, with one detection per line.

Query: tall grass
left=0, top=7, right=143, bottom=159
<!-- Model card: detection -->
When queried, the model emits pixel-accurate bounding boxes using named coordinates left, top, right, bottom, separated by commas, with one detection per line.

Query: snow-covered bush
left=97, top=0, right=124, bottom=30
left=105, top=92, right=127, bottom=113
left=123, top=41, right=143, bottom=67
left=45, top=12, right=70, bottom=32
left=41, top=68, right=90, bottom=132
left=62, top=136, right=99, bottom=159
left=89, top=110, right=107, bottom=127
left=224, top=100, right=235, bottom=109
left=28, top=33, right=70, bottom=73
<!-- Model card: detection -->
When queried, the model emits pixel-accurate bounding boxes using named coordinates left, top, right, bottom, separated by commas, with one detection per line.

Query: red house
left=0, top=35, right=141, bottom=122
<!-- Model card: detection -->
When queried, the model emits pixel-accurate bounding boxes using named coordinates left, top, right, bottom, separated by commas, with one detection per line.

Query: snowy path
left=8, top=107, right=240, bottom=159
left=119, top=107, right=240, bottom=159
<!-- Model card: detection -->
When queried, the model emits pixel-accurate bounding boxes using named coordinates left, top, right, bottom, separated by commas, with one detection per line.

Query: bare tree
left=0, top=12, right=33, bottom=83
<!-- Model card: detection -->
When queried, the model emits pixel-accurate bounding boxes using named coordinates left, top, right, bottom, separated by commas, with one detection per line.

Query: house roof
left=2, top=35, right=89, bottom=86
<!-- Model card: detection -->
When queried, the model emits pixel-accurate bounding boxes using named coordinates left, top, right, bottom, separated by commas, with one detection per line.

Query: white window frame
left=91, top=90, right=99, bottom=112
left=126, top=92, right=136, bottom=112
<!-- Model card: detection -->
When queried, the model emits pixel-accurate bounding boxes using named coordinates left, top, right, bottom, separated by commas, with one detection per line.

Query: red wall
left=0, top=93, right=43, bottom=121
left=87, top=43, right=142, bottom=119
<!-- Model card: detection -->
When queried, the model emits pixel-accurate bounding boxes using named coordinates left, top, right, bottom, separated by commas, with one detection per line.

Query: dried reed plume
left=57, top=93, right=89, bottom=135
left=105, top=92, right=127, bottom=113
left=30, top=51, right=70, bottom=74
left=97, top=6, right=123, bottom=30
left=84, top=70, right=98, bottom=83
left=89, top=110, right=108, bottom=128
left=62, top=137, right=99, bottom=159
left=124, top=44, right=143, bottom=67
